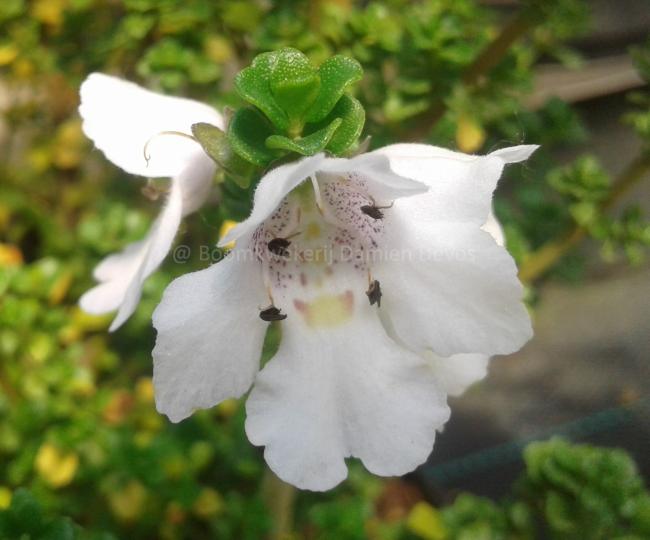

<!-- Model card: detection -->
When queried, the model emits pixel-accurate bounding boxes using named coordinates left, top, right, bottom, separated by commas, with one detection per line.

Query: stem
left=0, top=365, right=18, bottom=404
left=407, top=10, right=534, bottom=141
left=262, top=466, right=296, bottom=540
left=461, top=10, right=533, bottom=88
left=518, top=152, right=650, bottom=284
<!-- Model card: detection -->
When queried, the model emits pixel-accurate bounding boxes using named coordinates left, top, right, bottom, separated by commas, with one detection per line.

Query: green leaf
left=234, top=51, right=289, bottom=131
left=321, top=95, right=365, bottom=155
left=227, top=108, right=279, bottom=168
left=41, top=518, right=77, bottom=540
left=306, top=55, right=363, bottom=123
left=269, top=48, right=320, bottom=130
left=11, top=489, right=44, bottom=533
left=191, top=123, right=255, bottom=188
left=266, top=118, right=342, bottom=156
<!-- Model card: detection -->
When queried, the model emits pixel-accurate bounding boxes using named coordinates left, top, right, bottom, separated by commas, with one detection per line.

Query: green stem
left=518, top=152, right=650, bottom=284
left=262, top=466, right=296, bottom=540
left=407, top=10, right=534, bottom=141
left=0, top=365, right=18, bottom=404
left=461, top=10, right=534, bottom=88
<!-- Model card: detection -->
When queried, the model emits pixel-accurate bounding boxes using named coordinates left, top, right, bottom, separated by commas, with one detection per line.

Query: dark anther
left=259, top=305, right=287, bottom=322
left=366, top=279, right=382, bottom=307
left=361, top=205, right=384, bottom=219
left=360, top=201, right=394, bottom=220
left=267, top=237, right=292, bottom=257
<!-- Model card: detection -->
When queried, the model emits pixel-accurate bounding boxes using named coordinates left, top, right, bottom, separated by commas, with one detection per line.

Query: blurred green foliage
left=3, top=439, right=649, bottom=539
left=518, top=439, right=650, bottom=539
left=1, top=0, right=650, bottom=538
left=404, top=439, right=650, bottom=540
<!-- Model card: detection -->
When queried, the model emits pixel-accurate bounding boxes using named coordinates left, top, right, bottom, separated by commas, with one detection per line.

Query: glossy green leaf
left=234, top=51, right=289, bottom=131
left=320, top=95, right=365, bottom=155
left=227, top=108, right=279, bottom=168
left=266, top=118, right=342, bottom=156
left=269, top=48, right=320, bottom=130
left=306, top=55, right=363, bottom=123
left=191, top=123, right=255, bottom=188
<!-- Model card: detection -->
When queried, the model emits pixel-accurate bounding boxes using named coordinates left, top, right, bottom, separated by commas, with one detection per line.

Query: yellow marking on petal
left=218, top=219, right=238, bottom=250
left=304, top=221, right=321, bottom=240
left=294, top=291, right=354, bottom=328
left=35, top=443, right=79, bottom=488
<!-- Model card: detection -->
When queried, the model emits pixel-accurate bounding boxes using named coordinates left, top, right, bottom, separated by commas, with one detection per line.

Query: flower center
left=253, top=174, right=388, bottom=326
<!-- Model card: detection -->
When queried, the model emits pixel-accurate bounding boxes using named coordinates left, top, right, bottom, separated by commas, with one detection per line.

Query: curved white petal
left=79, top=239, right=147, bottom=315
left=81, top=174, right=183, bottom=330
left=424, top=352, right=489, bottom=397
left=80, top=150, right=216, bottom=329
left=245, top=293, right=449, bottom=491
left=413, top=211, right=500, bottom=397
left=324, top=152, right=429, bottom=201
left=482, top=210, right=505, bottom=247
left=219, top=154, right=327, bottom=246
left=376, top=213, right=532, bottom=358
left=378, top=308, right=491, bottom=399
left=219, top=153, right=427, bottom=247
left=79, top=73, right=222, bottom=177
left=372, top=143, right=538, bottom=225
left=177, top=148, right=217, bottom=215
left=153, top=246, right=267, bottom=423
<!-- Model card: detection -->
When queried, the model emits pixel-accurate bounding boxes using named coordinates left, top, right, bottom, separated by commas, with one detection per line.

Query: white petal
left=219, top=153, right=427, bottom=247
left=245, top=299, right=449, bottom=491
left=153, top=246, right=267, bottom=423
left=80, top=174, right=183, bottom=330
left=178, top=148, right=217, bottom=215
left=481, top=210, right=505, bottom=247
left=424, top=209, right=497, bottom=395
left=424, top=352, right=489, bottom=397
left=79, top=240, right=146, bottom=315
left=378, top=310, right=491, bottom=398
left=219, top=154, right=327, bottom=246
left=372, top=143, right=538, bottom=225
left=80, top=151, right=216, bottom=329
left=376, top=214, right=532, bottom=358
left=79, top=73, right=222, bottom=178
left=324, top=152, right=429, bottom=201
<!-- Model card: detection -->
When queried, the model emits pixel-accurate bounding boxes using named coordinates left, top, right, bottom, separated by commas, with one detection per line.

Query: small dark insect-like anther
left=267, top=237, right=292, bottom=257
left=259, top=305, right=287, bottom=322
left=360, top=201, right=394, bottom=220
left=366, top=279, right=382, bottom=307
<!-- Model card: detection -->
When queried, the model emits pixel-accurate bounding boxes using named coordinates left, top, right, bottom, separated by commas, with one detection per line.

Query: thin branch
left=0, top=366, right=19, bottom=404
left=262, top=466, right=296, bottom=540
left=407, top=10, right=534, bottom=141
left=518, top=152, right=650, bottom=284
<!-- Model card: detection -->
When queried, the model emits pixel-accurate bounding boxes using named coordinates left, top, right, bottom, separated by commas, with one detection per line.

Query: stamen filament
left=310, top=175, right=324, bottom=214
left=143, top=131, right=198, bottom=167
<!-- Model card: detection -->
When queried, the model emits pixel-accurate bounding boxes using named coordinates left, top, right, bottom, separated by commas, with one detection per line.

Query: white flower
left=78, top=74, right=223, bottom=330
left=152, top=143, right=537, bottom=491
